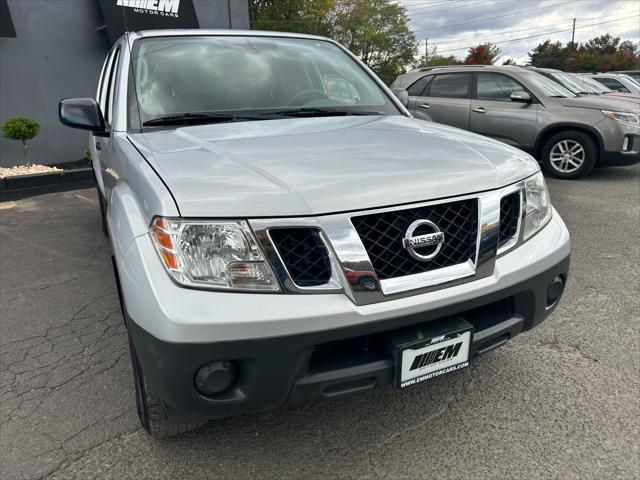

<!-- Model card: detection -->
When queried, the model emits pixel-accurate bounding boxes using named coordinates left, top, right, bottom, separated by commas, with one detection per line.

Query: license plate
left=398, top=331, right=471, bottom=388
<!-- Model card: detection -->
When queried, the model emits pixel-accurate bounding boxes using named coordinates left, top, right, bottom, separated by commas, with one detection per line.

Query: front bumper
left=600, top=149, right=640, bottom=167
left=127, top=254, right=569, bottom=422
left=598, top=118, right=640, bottom=166
left=117, top=212, right=571, bottom=422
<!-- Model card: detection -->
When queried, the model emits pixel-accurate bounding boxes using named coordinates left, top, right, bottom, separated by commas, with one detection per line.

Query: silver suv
left=579, top=72, right=640, bottom=94
left=59, top=31, right=570, bottom=438
left=393, top=65, right=639, bottom=178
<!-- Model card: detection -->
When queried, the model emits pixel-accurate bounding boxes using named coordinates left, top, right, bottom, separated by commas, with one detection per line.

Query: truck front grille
left=498, top=192, right=520, bottom=248
left=269, top=228, right=332, bottom=287
left=351, top=199, right=478, bottom=280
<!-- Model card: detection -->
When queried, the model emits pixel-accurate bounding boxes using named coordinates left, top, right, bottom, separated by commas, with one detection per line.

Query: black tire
left=96, top=187, right=109, bottom=237
left=541, top=130, right=597, bottom=179
left=127, top=333, right=204, bottom=439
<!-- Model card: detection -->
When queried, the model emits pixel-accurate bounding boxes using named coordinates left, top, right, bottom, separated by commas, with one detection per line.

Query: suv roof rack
left=413, top=64, right=524, bottom=72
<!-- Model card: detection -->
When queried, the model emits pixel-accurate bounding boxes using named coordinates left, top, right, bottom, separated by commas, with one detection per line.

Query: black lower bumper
left=600, top=149, right=640, bottom=167
left=127, top=255, right=570, bottom=423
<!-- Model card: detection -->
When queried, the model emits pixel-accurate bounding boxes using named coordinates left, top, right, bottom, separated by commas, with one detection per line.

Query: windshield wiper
left=259, top=107, right=383, bottom=118
left=143, top=112, right=266, bottom=127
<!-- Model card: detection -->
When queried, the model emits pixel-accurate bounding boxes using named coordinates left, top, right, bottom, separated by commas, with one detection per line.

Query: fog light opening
left=622, top=136, right=630, bottom=152
left=195, top=361, right=237, bottom=396
left=546, top=275, right=565, bottom=309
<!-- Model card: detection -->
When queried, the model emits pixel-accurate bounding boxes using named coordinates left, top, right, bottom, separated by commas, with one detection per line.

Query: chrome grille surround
left=250, top=181, right=526, bottom=306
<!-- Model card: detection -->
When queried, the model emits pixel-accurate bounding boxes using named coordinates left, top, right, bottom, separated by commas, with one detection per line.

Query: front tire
left=128, top=333, right=203, bottom=439
left=541, top=130, right=597, bottom=179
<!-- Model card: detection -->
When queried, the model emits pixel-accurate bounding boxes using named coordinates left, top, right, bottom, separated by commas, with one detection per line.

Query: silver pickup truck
left=59, top=30, right=570, bottom=438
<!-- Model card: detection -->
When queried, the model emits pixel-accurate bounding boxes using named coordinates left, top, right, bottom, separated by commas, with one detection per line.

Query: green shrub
left=2, top=116, right=40, bottom=166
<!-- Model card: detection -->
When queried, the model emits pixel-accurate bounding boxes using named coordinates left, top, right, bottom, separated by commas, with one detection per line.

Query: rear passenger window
left=427, top=73, right=472, bottom=99
left=477, top=73, right=526, bottom=101
left=406, top=75, right=431, bottom=96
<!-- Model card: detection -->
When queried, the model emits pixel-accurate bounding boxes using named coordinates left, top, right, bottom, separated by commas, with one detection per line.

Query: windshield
left=624, top=75, right=640, bottom=89
left=131, top=36, right=399, bottom=124
left=550, top=71, right=592, bottom=94
left=518, top=70, right=577, bottom=98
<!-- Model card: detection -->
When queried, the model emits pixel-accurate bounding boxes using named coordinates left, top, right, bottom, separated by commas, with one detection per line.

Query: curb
left=0, top=168, right=96, bottom=202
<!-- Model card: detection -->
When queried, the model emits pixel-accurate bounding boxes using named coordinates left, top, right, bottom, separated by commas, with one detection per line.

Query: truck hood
left=556, top=95, right=640, bottom=111
left=130, top=115, right=538, bottom=217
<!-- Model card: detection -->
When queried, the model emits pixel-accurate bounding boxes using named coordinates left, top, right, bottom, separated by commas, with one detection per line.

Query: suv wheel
left=128, top=333, right=204, bottom=439
left=541, top=131, right=597, bottom=179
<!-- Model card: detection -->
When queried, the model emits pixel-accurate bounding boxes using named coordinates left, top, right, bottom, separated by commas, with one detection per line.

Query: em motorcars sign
left=98, top=0, right=199, bottom=43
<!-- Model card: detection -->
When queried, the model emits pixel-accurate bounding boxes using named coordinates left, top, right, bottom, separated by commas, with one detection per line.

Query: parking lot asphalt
left=1, top=165, right=639, bottom=480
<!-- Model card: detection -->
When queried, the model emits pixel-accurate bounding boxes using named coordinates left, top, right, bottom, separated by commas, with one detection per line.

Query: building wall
left=0, top=0, right=249, bottom=167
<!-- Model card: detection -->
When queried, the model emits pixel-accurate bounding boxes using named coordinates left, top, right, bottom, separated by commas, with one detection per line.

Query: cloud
left=400, top=0, right=640, bottom=64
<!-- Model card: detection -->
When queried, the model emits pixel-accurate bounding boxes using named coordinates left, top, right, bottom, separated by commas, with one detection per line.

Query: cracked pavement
left=1, top=165, right=638, bottom=479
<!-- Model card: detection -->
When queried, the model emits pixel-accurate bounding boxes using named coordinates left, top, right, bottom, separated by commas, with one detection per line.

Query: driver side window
left=477, top=73, right=527, bottom=101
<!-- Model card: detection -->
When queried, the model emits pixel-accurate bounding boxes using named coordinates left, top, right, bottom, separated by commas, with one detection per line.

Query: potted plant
left=2, top=116, right=40, bottom=166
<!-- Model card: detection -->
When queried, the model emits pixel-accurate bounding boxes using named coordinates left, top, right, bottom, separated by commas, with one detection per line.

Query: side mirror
left=59, top=98, right=107, bottom=135
left=391, top=88, right=409, bottom=107
left=510, top=91, right=532, bottom=103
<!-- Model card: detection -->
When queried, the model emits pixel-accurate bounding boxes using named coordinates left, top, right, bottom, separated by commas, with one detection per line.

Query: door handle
left=95, top=141, right=102, bottom=151
left=472, top=107, right=486, bottom=114
left=419, top=103, right=431, bottom=109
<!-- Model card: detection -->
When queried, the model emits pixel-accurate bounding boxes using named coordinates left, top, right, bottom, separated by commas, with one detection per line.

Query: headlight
left=150, top=218, right=280, bottom=291
left=602, top=110, right=640, bottom=125
left=523, top=171, right=552, bottom=240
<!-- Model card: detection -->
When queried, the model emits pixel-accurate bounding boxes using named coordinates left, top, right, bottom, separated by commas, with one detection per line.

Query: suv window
left=594, top=77, right=628, bottom=92
left=406, top=75, right=431, bottom=96
left=427, top=73, right=472, bottom=99
left=477, top=73, right=527, bottom=101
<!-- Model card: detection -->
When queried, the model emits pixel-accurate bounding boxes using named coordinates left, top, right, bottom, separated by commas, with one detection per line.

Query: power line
left=430, top=21, right=575, bottom=43
left=411, top=0, right=578, bottom=34
left=429, top=11, right=636, bottom=45
left=406, top=0, right=500, bottom=17
left=434, top=15, right=640, bottom=53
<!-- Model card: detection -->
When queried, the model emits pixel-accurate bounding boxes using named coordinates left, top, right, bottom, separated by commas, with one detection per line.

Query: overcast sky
left=400, top=0, right=640, bottom=64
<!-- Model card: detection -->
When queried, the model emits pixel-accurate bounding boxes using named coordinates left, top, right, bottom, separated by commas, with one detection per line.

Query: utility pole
left=425, top=36, right=429, bottom=62
left=571, top=18, right=576, bottom=48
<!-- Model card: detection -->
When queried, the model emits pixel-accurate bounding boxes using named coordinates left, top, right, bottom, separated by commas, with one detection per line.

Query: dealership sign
left=98, top=0, right=199, bottom=43
left=116, top=0, right=181, bottom=17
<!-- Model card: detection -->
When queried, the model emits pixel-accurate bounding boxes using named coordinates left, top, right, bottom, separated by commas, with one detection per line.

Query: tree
left=2, top=117, right=40, bottom=166
left=619, top=40, right=640, bottom=57
left=502, top=58, right=517, bottom=65
left=249, top=0, right=335, bottom=37
left=249, top=0, right=418, bottom=85
left=418, top=54, right=459, bottom=68
left=584, top=34, right=620, bottom=55
left=529, top=40, right=567, bottom=69
left=463, top=43, right=501, bottom=65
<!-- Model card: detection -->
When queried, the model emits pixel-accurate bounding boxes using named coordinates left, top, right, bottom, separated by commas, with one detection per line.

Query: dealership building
left=0, top=0, right=250, bottom=167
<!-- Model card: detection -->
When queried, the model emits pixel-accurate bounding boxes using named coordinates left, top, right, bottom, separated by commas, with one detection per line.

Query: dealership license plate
left=398, top=331, right=472, bottom=388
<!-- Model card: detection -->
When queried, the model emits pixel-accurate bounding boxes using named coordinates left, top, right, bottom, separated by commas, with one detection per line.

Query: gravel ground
left=1, top=165, right=638, bottom=480
left=0, top=165, right=62, bottom=178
